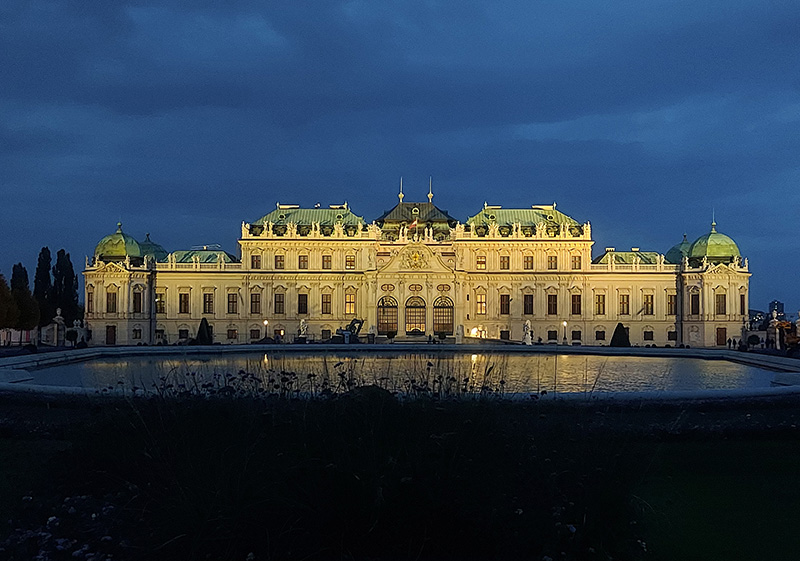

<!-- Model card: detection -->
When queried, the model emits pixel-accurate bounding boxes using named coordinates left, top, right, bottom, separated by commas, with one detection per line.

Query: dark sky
left=1, top=1, right=798, bottom=315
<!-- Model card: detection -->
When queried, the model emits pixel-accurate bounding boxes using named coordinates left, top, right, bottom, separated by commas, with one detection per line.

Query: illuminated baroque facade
left=83, top=193, right=750, bottom=347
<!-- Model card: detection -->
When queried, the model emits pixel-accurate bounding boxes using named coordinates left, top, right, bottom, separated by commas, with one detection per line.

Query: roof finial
left=711, top=208, right=717, bottom=232
left=428, top=176, right=433, bottom=203
left=398, top=177, right=404, bottom=203
left=116, top=222, right=123, bottom=232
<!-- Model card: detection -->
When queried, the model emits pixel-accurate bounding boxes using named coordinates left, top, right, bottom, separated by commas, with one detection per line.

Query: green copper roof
left=592, top=251, right=661, bottom=265
left=252, top=205, right=366, bottom=227
left=94, top=223, right=142, bottom=261
left=688, top=222, right=741, bottom=261
left=171, top=250, right=239, bottom=263
left=466, top=204, right=583, bottom=236
left=664, top=234, right=691, bottom=264
left=138, top=233, right=168, bottom=262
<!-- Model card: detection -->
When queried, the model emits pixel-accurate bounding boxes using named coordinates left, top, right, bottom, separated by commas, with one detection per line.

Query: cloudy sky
left=1, top=1, right=798, bottom=314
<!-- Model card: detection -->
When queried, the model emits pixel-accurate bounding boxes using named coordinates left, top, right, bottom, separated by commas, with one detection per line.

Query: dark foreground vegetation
left=1, top=391, right=800, bottom=561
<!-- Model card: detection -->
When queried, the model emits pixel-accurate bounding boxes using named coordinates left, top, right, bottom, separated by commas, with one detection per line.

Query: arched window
left=433, top=296, right=454, bottom=335
left=377, top=296, right=398, bottom=335
left=405, top=296, right=426, bottom=335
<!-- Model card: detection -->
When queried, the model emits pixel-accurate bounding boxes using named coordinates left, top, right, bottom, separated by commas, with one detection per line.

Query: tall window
left=155, top=293, right=165, bottom=314
left=619, top=294, right=630, bottom=315
left=433, top=296, right=454, bottom=335
left=571, top=255, right=581, bottom=270
left=523, top=294, right=534, bottom=315
left=179, top=293, right=190, bottom=314
left=345, top=293, right=356, bottom=314
left=132, top=291, right=142, bottom=314
left=547, top=255, right=557, bottom=270
left=667, top=294, right=677, bottom=316
left=321, top=293, right=331, bottom=315
left=571, top=294, right=581, bottom=315
left=250, top=293, right=261, bottom=314
left=274, top=293, right=285, bottom=315
left=740, top=293, right=746, bottom=316
left=203, top=293, right=214, bottom=314
left=106, top=292, right=117, bottom=314
left=500, top=294, right=510, bottom=315
left=643, top=294, right=654, bottom=315
left=251, top=254, right=261, bottom=269
left=524, top=255, right=534, bottom=270
left=476, top=255, right=486, bottom=270
left=87, top=288, right=94, bottom=314
left=227, top=293, right=238, bottom=314
left=274, top=255, right=284, bottom=269
left=298, top=255, right=308, bottom=269
left=595, top=294, right=606, bottom=315
left=405, top=296, right=426, bottom=334
left=298, top=293, right=308, bottom=315
left=691, top=293, right=700, bottom=315
left=476, top=294, right=487, bottom=315
left=322, top=255, right=332, bottom=269
left=345, top=255, right=355, bottom=270
left=377, top=296, right=397, bottom=334
left=500, top=256, right=510, bottom=270
left=227, top=329, right=238, bottom=340
left=715, top=293, right=726, bottom=315
left=547, top=294, right=558, bottom=315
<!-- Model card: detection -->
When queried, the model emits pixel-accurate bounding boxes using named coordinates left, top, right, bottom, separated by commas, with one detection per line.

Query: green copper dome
left=688, top=222, right=741, bottom=262
left=138, top=233, right=168, bottom=262
left=94, top=223, right=142, bottom=261
left=665, top=234, right=691, bottom=264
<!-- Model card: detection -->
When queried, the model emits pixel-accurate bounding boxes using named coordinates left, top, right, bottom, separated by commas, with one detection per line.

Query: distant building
left=83, top=192, right=751, bottom=348
left=769, top=300, right=786, bottom=320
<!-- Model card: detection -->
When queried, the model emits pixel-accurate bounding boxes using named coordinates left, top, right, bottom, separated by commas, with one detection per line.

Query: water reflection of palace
left=84, top=188, right=750, bottom=348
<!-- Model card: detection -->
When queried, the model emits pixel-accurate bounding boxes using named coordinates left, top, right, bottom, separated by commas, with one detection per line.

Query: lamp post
left=562, top=320, right=568, bottom=345
left=263, top=319, right=269, bottom=340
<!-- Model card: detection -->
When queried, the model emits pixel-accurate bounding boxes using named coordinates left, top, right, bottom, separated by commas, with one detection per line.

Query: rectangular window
left=274, top=255, right=284, bottom=269
left=523, top=294, right=534, bottom=315
left=106, top=292, right=117, bottom=314
left=716, top=293, right=727, bottom=315
left=298, top=255, right=308, bottom=269
left=274, top=293, right=285, bottom=315
left=571, top=330, right=581, bottom=341
left=667, top=294, right=677, bottom=316
left=155, top=293, right=165, bottom=314
left=250, top=293, right=261, bottom=314
left=227, top=293, right=238, bottom=314
left=476, top=294, right=487, bottom=315
left=251, top=254, right=261, bottom=269
left=619, top=294, right=630, bottom=316
left=571, top=294, right=581, bottom=315
left=227, top=329, right=238, bottom=340
left=87, top=290, right=94, bottom=314
left=547, top=330, right=558, bottom=341
left=132, top=291, right=142, bottom=314
left=345, top=293, right=356, bottom=314
left=595, top=294, right=606, bottom=315
left=547, top=255, right=558, bottom=270
left=643, top=294, right=654, bottom=316
left=179, top=293, right=190, bottom=314
left=691, top=293, right=700, bottom=315
left=523, top=255, right=534, bottom=270
left=321, top=293, right=331, bottom=315
left=500, top=294, right=510, bottom=315
left=643, top=330, right=654, bottom=341
left=322, top=255, right=332, bottom=269
left=595, top=330, right=606, bottom=341
left=321, top=329, right=332, bottom=340
left=345, top=255, right=355, bottom=269
left=476, top=255, right=486, bottom=270
left=203, top=293, right=214, bottom=314
left=132, top=327, right=142, bottom=340
left=668, top=331, right=678, bottom=341
left=571, top=255, right=581, bottom=270
left=740, top=293, right=746, bottom=316
left=250, top=329, right=260, bottom=340
left=547, top=294, right=558, bottom=315
left=179, top=328, right=189, bottom=340
left=500, top=256, right=509, bottom=270
left=500, top=330, right=510, bottom=340
left=155, top=329, right=165, bottom=340
left=298, top=293, right=308, bottom=315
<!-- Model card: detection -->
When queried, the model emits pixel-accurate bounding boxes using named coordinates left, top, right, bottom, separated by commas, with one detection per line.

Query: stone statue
left=299, top=318, right=308, bottom=336
left=523, top=319, right=532, bottom=345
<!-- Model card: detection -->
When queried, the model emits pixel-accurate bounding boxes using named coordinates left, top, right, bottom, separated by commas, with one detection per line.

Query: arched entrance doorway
left=433, top=296, right=454, bottom=336
left=377, top=296, right=398, bottom=335
left=405, top=296, right=426, bottom=335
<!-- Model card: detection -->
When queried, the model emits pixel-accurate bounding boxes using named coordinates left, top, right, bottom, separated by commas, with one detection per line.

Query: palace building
left=83, top=190, right=750, bottom=347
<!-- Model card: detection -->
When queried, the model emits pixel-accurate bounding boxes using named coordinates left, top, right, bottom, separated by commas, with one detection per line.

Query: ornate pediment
left=378, top=243, right=453, bottom=274
left=92, top=261, right=130, bottom=275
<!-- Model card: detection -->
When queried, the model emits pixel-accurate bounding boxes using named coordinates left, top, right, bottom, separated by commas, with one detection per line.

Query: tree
left=11, top=263, right=40, bottom=345
left=52, top=249, right=80, bottom=324
left=190, top=317, right=213, bottom=345
left=0, top=274, right=19, bottom=334
left=34, top=247, right=53, bottom=326
left=609, top=322, right=630, bottom=347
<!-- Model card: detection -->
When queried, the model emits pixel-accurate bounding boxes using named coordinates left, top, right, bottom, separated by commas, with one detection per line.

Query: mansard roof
left=374, top=202, right=458, bottom=225
left=592, top=250, right=662, bottom=265
left=171, top=249, right=239, bottom=263
left=252, top=204, right=366, bottom=227
left=466, top=204, right=580, bottom=228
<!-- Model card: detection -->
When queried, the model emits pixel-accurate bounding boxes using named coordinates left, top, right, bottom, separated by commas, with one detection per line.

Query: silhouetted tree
left=11, top=263, right=39, bottom=345
left=0, top=274, right=19, bottom=334
left=33, top=247, right=54, bottom=326
left=52, top=249, right=80, bottom=324
left=610, top=322, right=630, bottom=347
left=190, top=317, right=213, bottom=345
